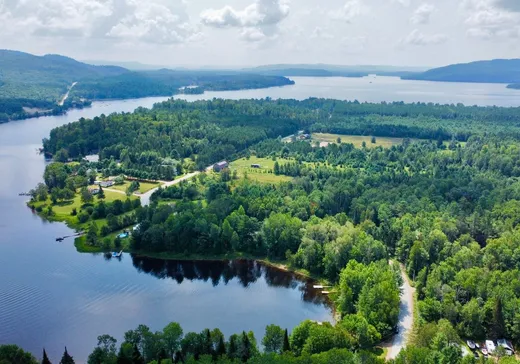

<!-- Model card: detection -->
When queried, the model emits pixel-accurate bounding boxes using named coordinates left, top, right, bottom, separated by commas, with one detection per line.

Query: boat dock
left=55, top=232, right=84, bottom=242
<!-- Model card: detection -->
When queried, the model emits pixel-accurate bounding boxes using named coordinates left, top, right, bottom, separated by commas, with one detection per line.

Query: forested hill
left=402, top=59, right=520, bottom=84
left=0, top=50, right=128, bottom=100
left=0, top=50, right=294, bottom=123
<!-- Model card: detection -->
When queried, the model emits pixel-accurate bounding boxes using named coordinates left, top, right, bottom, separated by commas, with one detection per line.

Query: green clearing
left=312, top=133, right=466, bottom=149
left=312, top=133, right=405, bottom=148
left=108, top=180, right=161, bottom=194
left=29, top=190, right=137, bottom=230
left=229, top=156, right=293, bottom=184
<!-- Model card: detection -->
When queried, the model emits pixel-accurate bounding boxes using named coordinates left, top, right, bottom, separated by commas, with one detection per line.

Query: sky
left=0, top=0, right=519, bottom=68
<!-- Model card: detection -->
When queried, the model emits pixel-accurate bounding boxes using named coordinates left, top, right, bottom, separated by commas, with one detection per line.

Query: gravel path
left=386, top=262, right=415, bottom=360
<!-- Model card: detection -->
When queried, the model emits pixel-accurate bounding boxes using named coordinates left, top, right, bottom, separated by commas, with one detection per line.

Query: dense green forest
left=0, top=50, right=293, bottom=122
left=30, top=98, right=520, bottom=362
left=402, top=59, right=520, bottom=84
left=70, top=70, right=294, bottom=100
left=2, top=318, right=520, bottom=364
left=43, top=98, right=520, bottom=179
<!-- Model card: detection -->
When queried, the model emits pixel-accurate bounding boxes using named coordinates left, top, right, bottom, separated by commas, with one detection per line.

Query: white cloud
left=311, top=27, right=334, bottom=39
left=0, top=0, right=201, bottom=44
left=466, top=27, right=493, bottom=39
left=330, top=0, right=367, bottom=22
left=200, top=0, right=290, bottom=28
left=401, top=29, right=448, bottom=45
left=410, top=3, right=436, bottom=24
left=240, top=27, right=267, bottom=42
left=393, top=0, right=411, bottom=7
left=462, top=0, right=520, bottom=39
left=200, top=0, right=289, bottom=45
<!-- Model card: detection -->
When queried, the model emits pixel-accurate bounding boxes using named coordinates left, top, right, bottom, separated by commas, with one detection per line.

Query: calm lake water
left=173, top=76, right=520, bottom=107
left=1, top=76, right=519, bottom=362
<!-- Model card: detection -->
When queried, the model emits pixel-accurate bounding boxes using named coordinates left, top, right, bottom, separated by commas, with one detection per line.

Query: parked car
left=486, top=340, right=496, bottom=354
left=481, top=348, right=489, bottom=358
left=467, top=340, right=476, bottom=350
left=498, top=339, right=514, bottom=353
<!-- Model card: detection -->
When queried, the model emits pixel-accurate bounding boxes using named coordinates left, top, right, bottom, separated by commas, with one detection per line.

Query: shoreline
left=27, top=201, right=333, bottom=288
left=1, top=81, right=296, bottom=124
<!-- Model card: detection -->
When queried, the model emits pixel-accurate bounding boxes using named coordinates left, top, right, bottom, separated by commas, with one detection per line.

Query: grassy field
left=229, top=156, right=293, bottom=184
left=312, top=133, right=466, bottom=149
left=109, top=180, right=161, bottom=194
left=312, top=133, right=406, bottom=148
left=29, top=190, right=137, bottom=230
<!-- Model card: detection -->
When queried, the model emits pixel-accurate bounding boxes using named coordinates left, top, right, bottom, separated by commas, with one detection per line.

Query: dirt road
left=58, top=82, right=77, bottom=106
left=386, top=262, right=415, bottom=360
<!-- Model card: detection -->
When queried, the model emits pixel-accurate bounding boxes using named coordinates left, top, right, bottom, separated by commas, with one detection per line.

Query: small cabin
left=88, top=187, right=100, bottom=195
left=213, top=161, right=229, bottom=172
left=251, top=164, right=261, bottom=169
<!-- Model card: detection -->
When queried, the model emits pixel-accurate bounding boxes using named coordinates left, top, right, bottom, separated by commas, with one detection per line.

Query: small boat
left=112, top=250, right=123, bottom=258
left=56, top=237, right=64, bottom=242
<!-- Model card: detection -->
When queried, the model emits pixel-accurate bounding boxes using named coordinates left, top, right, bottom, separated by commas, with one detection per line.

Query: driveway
left=386, top=262, right=415, bottom=360
left=140, top=171, right=200, bottom=206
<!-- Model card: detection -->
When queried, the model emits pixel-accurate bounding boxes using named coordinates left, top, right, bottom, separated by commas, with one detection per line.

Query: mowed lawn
left=312, top=133, right=405, bottom=148
left=108, top=181, right=161, bottom=194
left=230, top=156, right=293, bottom=183
left=32, top=190, right=137, bottom=227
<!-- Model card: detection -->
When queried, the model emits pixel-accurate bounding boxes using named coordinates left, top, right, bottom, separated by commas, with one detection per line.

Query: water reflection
left=131, top=256, right=330, bottom=306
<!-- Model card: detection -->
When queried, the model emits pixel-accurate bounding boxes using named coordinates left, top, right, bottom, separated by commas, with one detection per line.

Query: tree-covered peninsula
left=24, top=98, right=520, bottom=363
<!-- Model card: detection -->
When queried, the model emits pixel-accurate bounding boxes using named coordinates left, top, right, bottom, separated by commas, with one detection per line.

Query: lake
left=173, top=76, right=520, bottom=107
left=1, top=76, right=519, bottom=361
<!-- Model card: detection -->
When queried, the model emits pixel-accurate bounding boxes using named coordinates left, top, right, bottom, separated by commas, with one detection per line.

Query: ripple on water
left=0, top=282, right=52, bottom=338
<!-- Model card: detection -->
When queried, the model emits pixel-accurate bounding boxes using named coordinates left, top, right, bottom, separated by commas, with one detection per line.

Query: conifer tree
left=216, top=336, right=226, bottom=357
left=98, top=186, right=105, bottom=200
left=59, top=347, right=74, bottom=364
left=283, top=329, right=291, bottom=352
left=42, top=349, right=51, bottom=364
left=240, top=332, right=252, bottom=362
left=228, top=336, right=237, bottom=359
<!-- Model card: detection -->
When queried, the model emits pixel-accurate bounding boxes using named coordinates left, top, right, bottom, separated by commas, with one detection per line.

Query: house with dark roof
left=213, top=161, right=229, bottom=172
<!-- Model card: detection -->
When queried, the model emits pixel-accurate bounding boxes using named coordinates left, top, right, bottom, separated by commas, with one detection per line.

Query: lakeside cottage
left=94, top=180, right=115, bottom=188
left=213, top=161, right=229, bottom=172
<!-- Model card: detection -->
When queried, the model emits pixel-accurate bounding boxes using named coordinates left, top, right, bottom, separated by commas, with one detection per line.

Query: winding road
left=386, top=261, right=415, bottom=360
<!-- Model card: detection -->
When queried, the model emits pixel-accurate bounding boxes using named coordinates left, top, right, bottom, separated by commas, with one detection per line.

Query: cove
left=0, top=95, right=331, bottom=363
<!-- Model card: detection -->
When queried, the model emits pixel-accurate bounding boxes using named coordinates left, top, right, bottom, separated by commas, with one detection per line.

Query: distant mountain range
left=402, top=59, right=520, bottom=84
left=244, top=64, right=426, bottom=78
